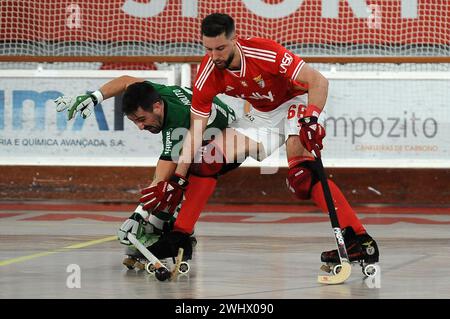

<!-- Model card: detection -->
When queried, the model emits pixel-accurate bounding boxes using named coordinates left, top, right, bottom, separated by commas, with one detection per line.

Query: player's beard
left=145, top=125, right=162, bottom=134
left=144, top=119, right=162, bottom=133
left=214, top=51, right=235, bottom=70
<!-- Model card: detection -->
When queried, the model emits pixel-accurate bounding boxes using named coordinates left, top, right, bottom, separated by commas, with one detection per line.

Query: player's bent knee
left=190, top=141, right=227, bottom=177
left=190, top=161, right=242, bottom=177
left=286, top=163, right=314, bottom=200
left=190, top=161, right=223, bottom=177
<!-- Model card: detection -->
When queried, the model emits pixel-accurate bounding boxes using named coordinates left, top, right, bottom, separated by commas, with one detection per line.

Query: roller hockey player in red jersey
left=140, top=13, right=380, bottom=274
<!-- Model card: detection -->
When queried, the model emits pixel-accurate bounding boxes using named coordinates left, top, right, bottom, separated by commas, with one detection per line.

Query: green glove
left=54, top=90, right=103, bottom=120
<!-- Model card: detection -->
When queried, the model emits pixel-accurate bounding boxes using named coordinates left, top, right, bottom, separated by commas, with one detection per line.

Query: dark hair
left=201, top=13, right=235, bottom=38
left=122, top=81, right=161, bottom=115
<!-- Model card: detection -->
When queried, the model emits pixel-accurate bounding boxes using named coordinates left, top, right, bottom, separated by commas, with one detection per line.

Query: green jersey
left=148, top=82, right=237, bottom=161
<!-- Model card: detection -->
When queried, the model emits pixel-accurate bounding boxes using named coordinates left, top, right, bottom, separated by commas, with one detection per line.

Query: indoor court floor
left=1, top=202, right=449, bottom=299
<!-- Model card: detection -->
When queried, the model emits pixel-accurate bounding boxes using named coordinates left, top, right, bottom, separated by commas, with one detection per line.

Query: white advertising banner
left=319, top=72, right=450, bottom=168
left=0, top=70, right=175, bottom=166
left=0, top=70, right=449, bottom=168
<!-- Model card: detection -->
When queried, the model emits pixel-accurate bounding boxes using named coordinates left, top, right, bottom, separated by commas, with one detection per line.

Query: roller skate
left=160, top=234, right=196, bottom=275
left=147, top=231, right=196, bottom=276
left=122, top=247, right=146, bottom=271
left=320, top=227, right=380, bottom=277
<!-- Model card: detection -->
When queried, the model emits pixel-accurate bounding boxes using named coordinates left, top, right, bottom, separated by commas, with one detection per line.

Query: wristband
left=170, top=174, right=189, bottom=187
left=134, top=204, right=149, bottom=220
left=91, top=90, right=104, bottom=105
left=304, top=104, right=322, bottom=118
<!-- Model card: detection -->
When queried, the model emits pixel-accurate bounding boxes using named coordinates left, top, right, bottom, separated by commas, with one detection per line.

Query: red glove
left=139, top=174, right=189, bottom=214
left=298, top=105, right=326, bottom=158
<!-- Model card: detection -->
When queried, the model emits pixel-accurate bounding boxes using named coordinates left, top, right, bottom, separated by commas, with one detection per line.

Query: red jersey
left=191, top=37, right=306, bottom=117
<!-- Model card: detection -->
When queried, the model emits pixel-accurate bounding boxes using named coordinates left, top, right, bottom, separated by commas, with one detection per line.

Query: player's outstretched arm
left=151, top=159, right=177, bottom=186
left=98, top=75, right=145, bottom=101
left=295, top=63, right=328, bottom=111
left=55, top=75, right=144, bottom=120
left=176, top=112, right=209, bottom=177
left=295, top=64, right=329, bottom=157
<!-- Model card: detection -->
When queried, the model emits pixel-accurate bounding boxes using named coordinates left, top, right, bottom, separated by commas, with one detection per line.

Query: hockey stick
left=314, top=155, right=351, bottom=284
left=170, top=248, right=184, bottom=281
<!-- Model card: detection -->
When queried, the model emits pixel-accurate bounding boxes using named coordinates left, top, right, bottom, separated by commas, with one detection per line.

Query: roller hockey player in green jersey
left=55, top=76, right=263, bottom=274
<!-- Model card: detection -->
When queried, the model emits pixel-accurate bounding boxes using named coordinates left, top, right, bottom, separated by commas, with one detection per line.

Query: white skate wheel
left=363, top=264, right=378, bottom=277
left=178, top=261, right=190, bottom=274
left=145, top=263, right=156, bottom=274
left=332, top=264, right=342, bottom=275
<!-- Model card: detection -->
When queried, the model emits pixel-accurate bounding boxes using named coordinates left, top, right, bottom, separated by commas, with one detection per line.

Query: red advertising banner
left=1, top=0, right=449, bottom=44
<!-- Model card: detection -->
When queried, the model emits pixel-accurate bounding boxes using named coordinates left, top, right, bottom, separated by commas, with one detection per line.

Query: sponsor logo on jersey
left=172, top=89, right=191, bottom=106
left=164, top=129, right=173, bottom=155
left=240, top=80, right=248, bottom=87
left=280, top=52, right=293, bottom=74
left=236, top=90, right=274, bottom=102
left=253, top=74, right=265, bottom=88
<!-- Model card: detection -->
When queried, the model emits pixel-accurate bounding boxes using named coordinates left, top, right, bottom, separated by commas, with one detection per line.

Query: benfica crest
left=253, top=74, right=265, bottom=88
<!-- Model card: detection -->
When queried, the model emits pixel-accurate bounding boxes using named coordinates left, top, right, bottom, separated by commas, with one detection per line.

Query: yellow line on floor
left=63, top=235, right=117, bottom=249
left=0, top=251, right=60, bottom=267
left=0, top=235, right=117, bottom=267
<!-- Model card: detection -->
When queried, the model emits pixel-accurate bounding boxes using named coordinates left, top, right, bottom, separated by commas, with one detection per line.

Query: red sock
left=173, top=175, right=217, bottom=234
left=310, top=179, right=366, bottom=235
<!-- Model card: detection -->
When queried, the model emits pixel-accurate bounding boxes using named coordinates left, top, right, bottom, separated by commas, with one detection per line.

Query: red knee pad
left=286, top=163, right=314, bottom=200
left=190, top=141, right=225, bottom=177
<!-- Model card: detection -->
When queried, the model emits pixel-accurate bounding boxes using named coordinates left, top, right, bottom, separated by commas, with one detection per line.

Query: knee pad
left=190, top=141, right=225, bottom=177
left=286, top=161, right=316, bottom=200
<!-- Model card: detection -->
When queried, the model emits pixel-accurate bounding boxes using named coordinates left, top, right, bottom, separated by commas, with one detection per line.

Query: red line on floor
left=198, top=215, right=450, bottom=225
left=0, top=203, right=135, bottom=212
left=1, top=202, right=449, bottom=215
left=359, top=217, right=450, bottom=225
left=20, top=213, right=125, bottom=222
left=2, top=210, right=449, bottom=225
left=0, top=213, right=24, bottom=218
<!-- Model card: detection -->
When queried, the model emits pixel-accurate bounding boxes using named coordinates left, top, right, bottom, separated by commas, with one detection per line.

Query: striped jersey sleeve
left=191, top=56, right=219, bottom=117
left=256, top=38, right=305, bottom=81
